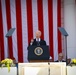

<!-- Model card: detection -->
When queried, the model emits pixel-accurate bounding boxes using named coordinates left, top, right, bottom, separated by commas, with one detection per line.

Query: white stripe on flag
left=1, top=0, right=8, bottom=58
left=32, top=0, right=38, bottom=38
left=21, top=0, right=28, bottom=62
left=10, top=0, right=18, bottom=62
left=53, top=0, right=58, bottom=61
left=43, top=0, right=49, bottom=45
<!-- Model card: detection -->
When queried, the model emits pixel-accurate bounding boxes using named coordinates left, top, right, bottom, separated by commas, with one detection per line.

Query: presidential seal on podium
left=34, top=47, right=43, bottom=56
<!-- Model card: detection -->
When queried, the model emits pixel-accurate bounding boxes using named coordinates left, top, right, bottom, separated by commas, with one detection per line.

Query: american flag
left=0, top=0, right=63, bottom=62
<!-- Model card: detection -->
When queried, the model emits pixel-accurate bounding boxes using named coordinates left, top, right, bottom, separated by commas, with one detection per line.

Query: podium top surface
left=5, top=28, right=15, bottom=37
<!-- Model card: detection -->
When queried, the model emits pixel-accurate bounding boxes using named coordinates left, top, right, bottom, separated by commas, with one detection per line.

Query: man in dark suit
left=55, top=53, right=65, bottom=62
left=30, top=30, right=46, bottom=46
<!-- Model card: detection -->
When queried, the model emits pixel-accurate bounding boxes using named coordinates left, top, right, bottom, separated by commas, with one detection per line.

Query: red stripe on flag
left=5, top=0, right=13, bottom=58
left=48, top=0, right=54, bottom=59
left=57, top=0, right=62, bottom=53
left=37, top=0, right=44, bottom=39
left=15, top=0, right=23, bottom=62
left=26, top=0, right=33, bottom=44
left=0, top=0, right=5, bottom=60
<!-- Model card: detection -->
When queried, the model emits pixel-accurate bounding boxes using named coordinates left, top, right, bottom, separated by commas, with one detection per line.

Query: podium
left=18, top=62, right=66, bottom=75
left=27, top=46, right=50, bottom=62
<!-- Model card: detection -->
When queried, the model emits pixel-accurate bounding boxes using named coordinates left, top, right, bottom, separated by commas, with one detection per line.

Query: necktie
left=37, top=39, right=40, bottom=46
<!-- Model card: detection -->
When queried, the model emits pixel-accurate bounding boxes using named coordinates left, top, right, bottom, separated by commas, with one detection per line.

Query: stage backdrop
left=0, top=0, right=63, bottom=62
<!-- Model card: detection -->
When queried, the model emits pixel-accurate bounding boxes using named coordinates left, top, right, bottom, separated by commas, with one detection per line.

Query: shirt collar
left=36, top=38, right=41, bottom=41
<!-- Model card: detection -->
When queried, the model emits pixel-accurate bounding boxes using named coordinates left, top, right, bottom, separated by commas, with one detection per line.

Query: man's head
left=35, top=30, right=41, bottom=39
left=58, top=53, right=63, bottom=61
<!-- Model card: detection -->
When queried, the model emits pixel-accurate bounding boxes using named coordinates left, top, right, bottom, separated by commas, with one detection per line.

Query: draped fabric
left=0, top=0, right=62, bottom=62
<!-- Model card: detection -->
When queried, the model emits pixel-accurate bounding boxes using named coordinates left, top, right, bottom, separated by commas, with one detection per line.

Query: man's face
left=58, top=56, right=63, bottom=61
left=35, top=31, right=41, bottom=38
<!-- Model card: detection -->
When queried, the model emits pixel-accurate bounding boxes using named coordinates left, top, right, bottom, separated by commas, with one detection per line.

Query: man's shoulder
left=41, top=39, right=45, bottom=42
left=33, top=39, right=36, bottom=41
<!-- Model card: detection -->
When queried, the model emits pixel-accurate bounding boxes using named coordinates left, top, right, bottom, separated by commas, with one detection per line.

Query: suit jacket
left=31, top=39, right=46, bottom=46
left=55, top=60, right=65, bottom=62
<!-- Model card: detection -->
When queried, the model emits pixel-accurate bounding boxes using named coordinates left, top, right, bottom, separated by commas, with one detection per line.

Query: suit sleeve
left=44, top=40, right=46, bottom=45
